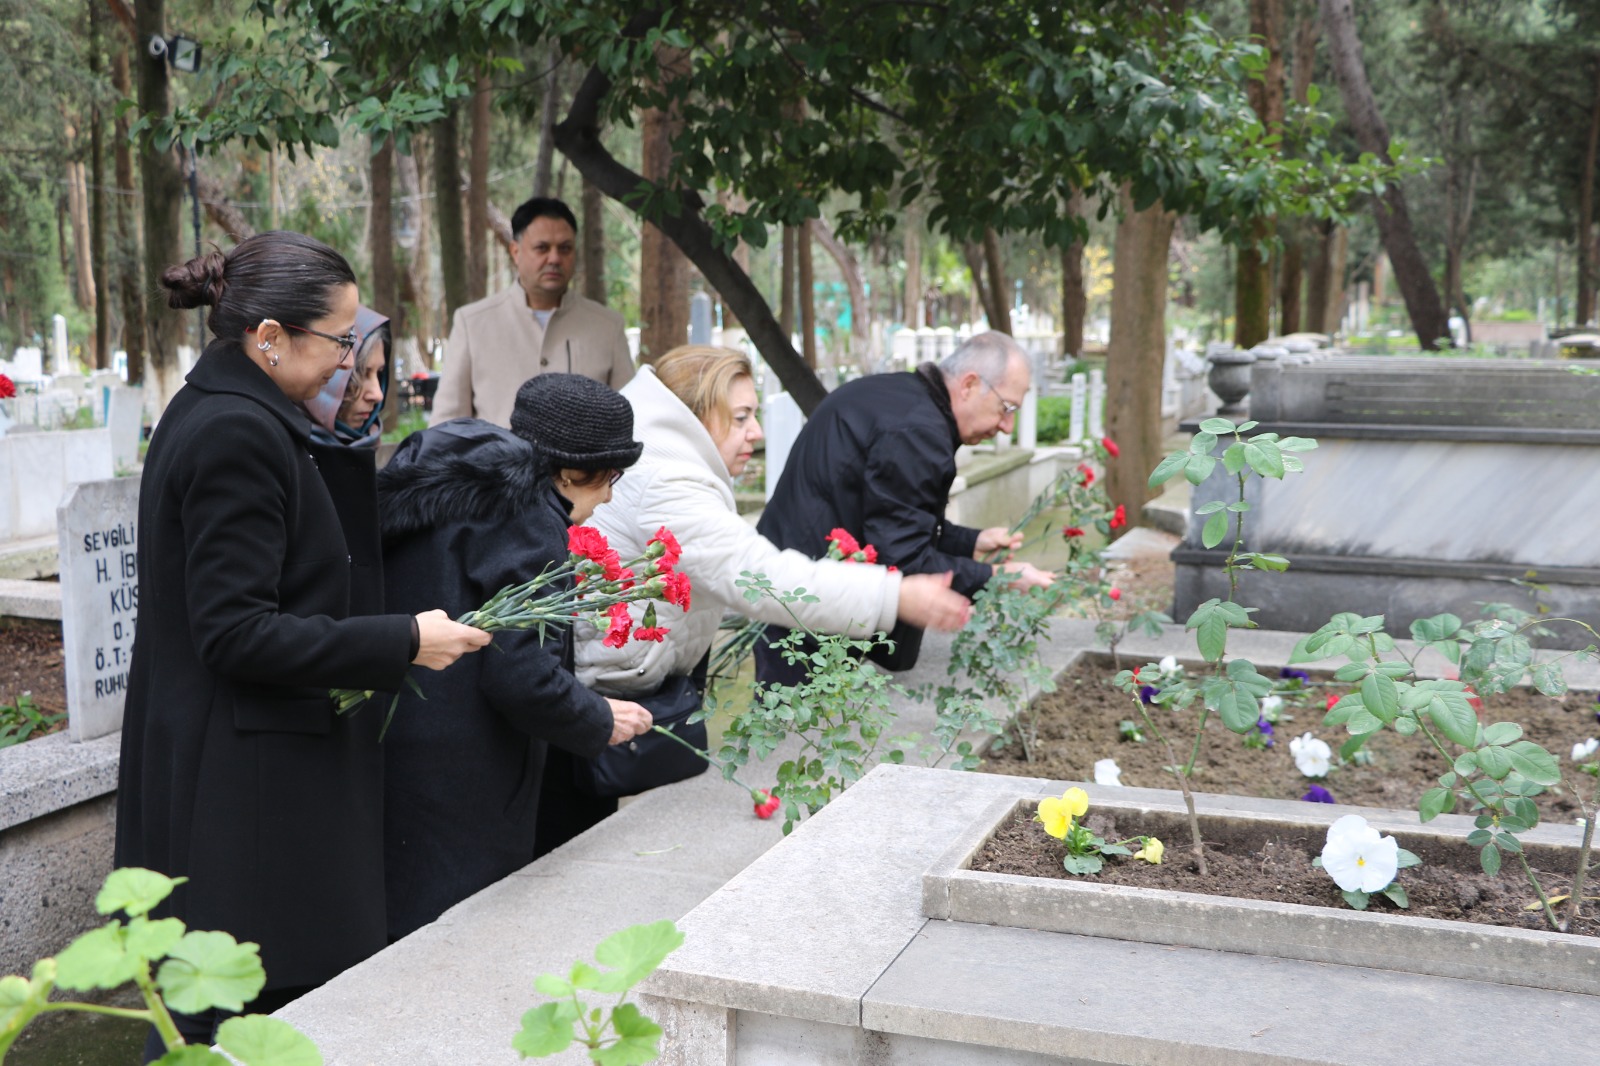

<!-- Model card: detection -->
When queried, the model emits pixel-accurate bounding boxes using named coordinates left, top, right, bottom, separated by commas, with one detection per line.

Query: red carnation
left=1077, top=463, right=1095, bottom=487
left=567, top=525, right=611, bottom=563
left=1109, top=504, right=1127, bottom=530
left=1325, top=692, right=1340, bottom=711
left=752, top=789, right=781, bottom=819
left=648, top=526, right=682, bottom=571
left=827, top=528, right=861, bottom=557
left=602, top=603, right=633, bottom=649
left=861, top=544, right=878, bottom=564
left=633, top=626, right=670, bottom=642
left=663, top=570, right=693, bottom=610
left=1063, top=526, right=1085, bottom=539
left=1102, top=436, right=1120, bottom=458
left=599, top=549, right=626, bottom=582
left=0, top=374, right=14, bottom=400
left=1108, top=587, right=1122, bottom=601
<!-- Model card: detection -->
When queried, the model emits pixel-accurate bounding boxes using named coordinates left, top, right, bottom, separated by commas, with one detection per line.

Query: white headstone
left=762, top=390, right=806, bottom=502
left=1017, top=381, right=1038, bottom=450
left=106, top=386, right=143, bottom=470
left=52, top=315, right=69, bottom=374
left=1069, top=372, right=1088, bottom=442
left=14, top=347, right=42, bottom=380
left=57, top=478, right=141, bottom=741
left=1088, top=367, right=1106, bottom=440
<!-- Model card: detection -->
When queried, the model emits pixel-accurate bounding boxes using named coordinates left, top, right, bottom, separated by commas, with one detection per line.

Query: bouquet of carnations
left=333, top=525, right=691, bottom=736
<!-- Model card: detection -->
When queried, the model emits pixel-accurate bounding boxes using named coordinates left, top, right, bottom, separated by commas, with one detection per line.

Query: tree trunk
left=1320, top=0, right=1450, bottom=348
left=369, top=135, right=399, bottom=326
left=638, top=45, right=691, bottom=364
left=1235, top=0, right=1284, bottom=349
left=112, top=42, right=146, bottom=382
left=397, top=142, right=437, bottom=364
left=797, top=220, right=817, bottom=369
left=433, top=105, right=469, bottom=320
left=68, top=158, right=96, bottom=313
left=1278, top=233, right=1304, bottom=335
left=1062, top=193, right=1087, bottom=359
left=581, top=177, right=606, bottom=304
left=89, top=0, right=109, bottom=368
left=1578, top=59, right=1600, bottom=325
left=136, top=0, right=185, bottom=394
left=534, top=42, right=562, bottom=199
left=556, top=50, right=827, bottom=412
left=467, top=72, right=492, bottom=303
left=193, top=173, right=256, bottom=242
left=903, top=211, right=923, bottom=329
left=780, top=226, right=798, bottom=337
left=1105, top=190, right=1175, bottom=527
left=982, top=227, right=1013, bottom=335
left=961, top=241, right=1000, bottom=328
left=812, top=217, right=870, bottom=372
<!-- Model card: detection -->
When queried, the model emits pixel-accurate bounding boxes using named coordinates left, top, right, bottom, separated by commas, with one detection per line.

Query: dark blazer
left=377, top=419, right=614, bottom=941
left=115, top=340, right=414, bottom=991
left=756, top=364, right=993, bottom=670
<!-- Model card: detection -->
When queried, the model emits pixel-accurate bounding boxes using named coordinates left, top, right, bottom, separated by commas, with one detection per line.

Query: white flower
left=1159, top=655, right=1178, bottom=675
left=1320, top=814, right=1399, bottom=893
left=1290, top=732, right=1332, bottom=778
left=1093, top=758, right=1123, bottom=787
left=1572, top=737, right=1599, bottom=762
left=1259, top=695, right=1283, bottom=719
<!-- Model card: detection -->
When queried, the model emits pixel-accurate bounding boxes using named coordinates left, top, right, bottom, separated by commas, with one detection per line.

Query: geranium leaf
left=53, top=924, right=141, bottom=991
left=152, top=1048, right=232, bottom=1065
left=592, top=1003, right=664, bottom=1066
left=591, top=921, right=684, bottom=993
left=96, top=869, right=186, bottom=918
left=215, top=1014, right=323, bottom=1066
left=512, top=1001, right=578, bottom=1057
left=155, top=931, right=266, bottom=1015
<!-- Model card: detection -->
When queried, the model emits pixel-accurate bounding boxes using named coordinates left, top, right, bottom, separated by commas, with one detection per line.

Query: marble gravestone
left=56, top=478, right=140, bottom=741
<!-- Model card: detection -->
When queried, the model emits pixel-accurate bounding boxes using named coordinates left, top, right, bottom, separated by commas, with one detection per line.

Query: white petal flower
left=1572, top=737, right=1599, bottom=762
left=1259, top=695, right=1283, bottom=718
left=1290, top=732, right=1332, bottom=778
left=1158, top=655, right=1178, bottom=674
left=1093, top=758, right=1123, bottom=787
left=1320, top=814, right=1399, bottom=893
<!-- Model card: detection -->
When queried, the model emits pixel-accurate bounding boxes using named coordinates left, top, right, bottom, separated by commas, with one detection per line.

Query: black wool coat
left=377, top=419, right=614, bottom=941
left=115, top=340, right=415, bottom=992
left=756, top=364, right=993, bottom=670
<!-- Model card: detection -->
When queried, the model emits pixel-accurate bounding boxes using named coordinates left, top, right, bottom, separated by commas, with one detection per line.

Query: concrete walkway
left=274, top=614, right=1600, bottom=1063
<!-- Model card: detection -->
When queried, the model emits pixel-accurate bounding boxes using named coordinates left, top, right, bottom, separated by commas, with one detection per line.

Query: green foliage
left=1034, top=396, right=1075, bottom=445
left=514, top=921, right=682, bottom=1065
left=0, top=693, right=64, bottom=749
left=0, top=868, right=320, bottom=1065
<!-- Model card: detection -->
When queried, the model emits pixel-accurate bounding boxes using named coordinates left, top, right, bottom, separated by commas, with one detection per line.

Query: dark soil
left=974, top=804, right=1599, bottom=937
left=984, top=655, right=1600, bottom=825
left=0, top=616, right=68, bottom=721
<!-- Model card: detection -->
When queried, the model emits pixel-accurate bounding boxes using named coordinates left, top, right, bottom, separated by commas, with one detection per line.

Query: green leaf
left=1418, top=787, right=1452, bottom=822
left=152, top=1048, right=233, bottom=1065
left=1340, top=889, right=1370, bottom=910
left=96, top=869, right=186, bottom=918
left=1061, top=851, right=1104, bottom=875
left=593, top=1003, right=665, bottom=1066
left=215, top=1015, right=324, bottom=1066
left=0, top=973, right=41, bottom=1054
left=1194, top=500, right=1226, bottom=515
left=1222, top=442, right=1247, bottom=475
left=1481, top=722, right=1523, bottom=746
left=1504, top=740, right=1561, bottom=786
left=1395, top=849, right=1422, bottom=869
left=1198, top=417, right=1236, bottom=434
left=1531, top=663, right=1567, bottom=697
left=1466, top=829, right=1492, bottom=847
left=1381, top=883, right=1410, bottom=909
left=1454, top=751, right=1478, bottom=776
left=533, top=973, right=573, bottom=998
left=156, top=931, right=267, bottom=1015
left=53, top=924, right=142, bottom=991
left=1148, top=452, right=1188, bottom=488
left=1201, top=511, right=1228, bottom=549
left=1409, top=614, right=1462, bottom=643
left=1476, top=745, right=1513, bottom=780
left=1421, top=688, right=1479, bottom=747
left=589, top=920, right=684, bottom=994
left=512, top=1001, right=579, bottom=1057
left=1479, top=843, right=1502, bottom=876
left=124, top=917, right=185, bottom=963
left=1243, top=441, right=1285, bottom=478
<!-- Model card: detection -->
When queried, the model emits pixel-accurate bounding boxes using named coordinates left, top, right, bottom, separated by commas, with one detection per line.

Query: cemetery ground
left=0, top=616, right=67, bottom=741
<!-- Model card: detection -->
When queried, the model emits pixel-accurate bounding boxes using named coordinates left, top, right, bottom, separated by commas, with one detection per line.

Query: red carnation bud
left=1101, top=436, right=1120, bottom=458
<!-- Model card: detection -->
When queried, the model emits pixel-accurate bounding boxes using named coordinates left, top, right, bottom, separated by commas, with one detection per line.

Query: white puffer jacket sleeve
left=575, top=367, right=900, bottom=697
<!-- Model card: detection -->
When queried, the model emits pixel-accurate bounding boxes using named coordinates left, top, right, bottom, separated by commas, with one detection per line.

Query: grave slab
left=56, top=478, right=140, bottom=741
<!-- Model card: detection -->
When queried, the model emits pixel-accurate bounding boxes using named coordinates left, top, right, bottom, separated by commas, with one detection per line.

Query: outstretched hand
left=996, top=560, right=1055, bottom=590
left=974, top=526, right=1023, bottom=557
left=897, top=571, right=972, bottom=632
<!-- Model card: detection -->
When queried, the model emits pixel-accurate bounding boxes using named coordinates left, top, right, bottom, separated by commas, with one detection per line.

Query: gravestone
left=762, top=391, right=805, bottom=502
left=1087, top=367, right=1106, bottom=439
left=1068, top=372, right=1087, bottom=442
left=56, top=478, right=140, bottom=741
left=106, top=386, right=143, bottom=471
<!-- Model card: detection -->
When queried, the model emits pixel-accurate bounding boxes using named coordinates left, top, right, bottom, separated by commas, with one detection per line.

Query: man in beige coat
left=430, top=197, right=635, bottom=426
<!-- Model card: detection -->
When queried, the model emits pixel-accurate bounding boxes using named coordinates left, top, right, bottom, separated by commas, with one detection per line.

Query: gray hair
left=938, top=331, right=1026, bottom=380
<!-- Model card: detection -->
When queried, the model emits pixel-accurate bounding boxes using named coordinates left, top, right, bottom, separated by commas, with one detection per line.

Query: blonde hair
left=653, top=345, right=754, bottom=435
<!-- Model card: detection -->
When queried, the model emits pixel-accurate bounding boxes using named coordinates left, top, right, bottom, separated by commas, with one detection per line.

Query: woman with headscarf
left=302, top=305, right=392, bottom=446
left=377, top=373, right=654, bottom=941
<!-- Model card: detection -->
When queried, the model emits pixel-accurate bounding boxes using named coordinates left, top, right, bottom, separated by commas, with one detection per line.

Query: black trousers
left=533, top=746, right=619, bottom=859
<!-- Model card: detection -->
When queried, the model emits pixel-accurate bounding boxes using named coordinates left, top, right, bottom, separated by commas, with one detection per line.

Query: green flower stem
left=1562, top=778, right=1598, bottom=933
left=1134, top=699, right=1208, bottom=877
left=649, top=724, right=764, bottom=798
left=132, top=966, right=183, bottom=1051
left=38, top=1002, right=156, bottom=1023
left=1514, top=851, right=1559, bottom=931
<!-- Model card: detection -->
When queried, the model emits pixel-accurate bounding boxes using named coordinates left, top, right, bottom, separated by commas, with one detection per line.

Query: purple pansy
left=1301, top=785, right=1335, bottom=804
left=1280, top=668, right=1310, bottom=683
left=1256, top=718, right=1275, bottom=747
left=1139, top=685, right=1158, bottom=705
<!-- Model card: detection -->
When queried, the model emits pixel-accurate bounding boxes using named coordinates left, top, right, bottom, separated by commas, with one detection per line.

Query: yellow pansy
left=1036, top=788, right=1091, bottom=840
left=1134, top=837, right=1165, bottom=864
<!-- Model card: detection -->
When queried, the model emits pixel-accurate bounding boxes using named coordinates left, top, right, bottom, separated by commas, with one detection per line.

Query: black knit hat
left=510, top=373, right=643, bottom=471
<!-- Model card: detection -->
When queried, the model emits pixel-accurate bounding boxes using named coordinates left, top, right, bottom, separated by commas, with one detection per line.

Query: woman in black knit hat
left=376, top=373, right=653, bottom=942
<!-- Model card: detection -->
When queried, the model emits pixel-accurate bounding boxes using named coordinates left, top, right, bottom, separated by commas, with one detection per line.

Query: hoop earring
left=266, top=349, right=279, bottom=368
left=257, top=340, right=271, bottom=351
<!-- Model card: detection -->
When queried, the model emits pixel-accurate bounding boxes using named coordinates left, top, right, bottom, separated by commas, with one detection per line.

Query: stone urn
left=1205, top=345, right=1256, bottom=415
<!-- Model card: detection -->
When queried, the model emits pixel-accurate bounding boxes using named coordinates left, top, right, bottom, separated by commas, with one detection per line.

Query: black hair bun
left=160, top=249, right=228, bottom=309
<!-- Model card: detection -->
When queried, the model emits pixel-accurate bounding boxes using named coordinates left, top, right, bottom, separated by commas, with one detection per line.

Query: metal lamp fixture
left=147, top=33, right=203, bottom=74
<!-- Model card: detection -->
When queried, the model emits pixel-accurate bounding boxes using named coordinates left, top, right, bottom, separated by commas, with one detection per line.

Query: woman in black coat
left=115, top=232, right=489, bottom=1057
left=378, top=374, right=653, bottom=941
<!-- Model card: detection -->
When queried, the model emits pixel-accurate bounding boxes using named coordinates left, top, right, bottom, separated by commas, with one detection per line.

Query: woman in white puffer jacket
left=576, top=345, right=971, bottom=699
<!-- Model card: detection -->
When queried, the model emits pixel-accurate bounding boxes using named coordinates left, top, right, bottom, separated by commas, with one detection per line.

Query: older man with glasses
left=756, top=331, right=1054, bottom=681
